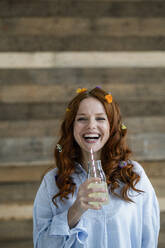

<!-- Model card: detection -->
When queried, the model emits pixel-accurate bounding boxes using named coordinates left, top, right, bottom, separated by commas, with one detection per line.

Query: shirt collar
left=75, top=162, right=87, bottom=176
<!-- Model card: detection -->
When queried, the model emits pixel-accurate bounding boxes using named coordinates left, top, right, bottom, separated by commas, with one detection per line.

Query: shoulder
left=130, top=160, right=145, bottom=176
left=130, top=160, right=150, bottom=181
left=130, top=160, right=155, bottom=192
left=40, top=167, right=59, bottom=197
left=44, top=167, right=58, bottom=182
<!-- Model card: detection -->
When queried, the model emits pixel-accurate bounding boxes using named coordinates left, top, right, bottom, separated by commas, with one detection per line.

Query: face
left=73, top=97, right=110, bottom=156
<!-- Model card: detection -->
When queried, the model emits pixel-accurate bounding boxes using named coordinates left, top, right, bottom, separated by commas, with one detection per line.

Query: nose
left=87, top=118, right=96, bottom=129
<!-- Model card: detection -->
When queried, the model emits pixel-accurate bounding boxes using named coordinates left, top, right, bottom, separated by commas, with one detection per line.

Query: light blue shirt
left=33, top=161, right=160, bottom=248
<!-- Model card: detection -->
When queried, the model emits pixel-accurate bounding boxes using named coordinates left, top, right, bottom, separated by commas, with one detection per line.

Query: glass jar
left=87, top=160, right=109, bottom=206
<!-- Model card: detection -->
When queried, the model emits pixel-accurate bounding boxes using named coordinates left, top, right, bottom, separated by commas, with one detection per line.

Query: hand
left=74, top=177, right=107, bottom=212
left=68, top=177, right=107, bottom=228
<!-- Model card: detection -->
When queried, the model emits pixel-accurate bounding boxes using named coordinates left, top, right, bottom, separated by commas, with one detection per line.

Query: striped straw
left=90, top=148, right=95, bottom=166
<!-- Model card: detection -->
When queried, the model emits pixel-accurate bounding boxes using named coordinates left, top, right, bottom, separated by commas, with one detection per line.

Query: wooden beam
left=0, top=1, right=165, bottom=18
left=1, top=68, right=165, bottom=85
left=0, top=52, right=165, bottom=68
left=0, top=164, right=52, bottom=183
left=0, top=18, right=165, bottom=37
left=1, top=36, right=165, bottom=51
left=0, top=161, right=164, bottom=183
left=0, top=83, right=164, bottom=103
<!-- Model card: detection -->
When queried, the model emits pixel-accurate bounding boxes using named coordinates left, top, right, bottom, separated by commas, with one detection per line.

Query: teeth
left=84, top=134, right=100, bottom=139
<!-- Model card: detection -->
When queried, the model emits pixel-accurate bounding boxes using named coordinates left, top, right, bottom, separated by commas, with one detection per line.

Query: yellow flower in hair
left=121, top=124, right=127, bottom=130
left=105, top=94, right=112, bottom=103
left=66, top=108, right=70, bottom=112
left=76, top=88, right=87, bottom=94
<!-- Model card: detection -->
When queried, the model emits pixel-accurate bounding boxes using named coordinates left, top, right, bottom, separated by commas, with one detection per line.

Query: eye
left=96, top=117, right=106, bottom=121
left=77, top=117, right=88, bottom=121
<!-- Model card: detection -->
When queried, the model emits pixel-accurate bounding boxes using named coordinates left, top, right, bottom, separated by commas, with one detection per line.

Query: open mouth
left=83, top=133, right=101, bottom=142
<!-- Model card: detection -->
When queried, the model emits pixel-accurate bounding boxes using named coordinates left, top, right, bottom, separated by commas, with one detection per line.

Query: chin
left=82, top=144, right=103, bottom=153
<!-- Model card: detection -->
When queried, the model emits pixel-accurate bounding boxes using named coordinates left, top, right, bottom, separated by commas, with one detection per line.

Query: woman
left=33, top=87, right=160, bottom=247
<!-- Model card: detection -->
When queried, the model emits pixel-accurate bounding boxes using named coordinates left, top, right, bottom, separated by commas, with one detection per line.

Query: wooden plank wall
left=0, top=1, right=165, bottom=247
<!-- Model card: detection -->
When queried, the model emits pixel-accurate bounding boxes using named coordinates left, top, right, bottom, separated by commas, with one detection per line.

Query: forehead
left=77, top=97, right=106, bottom=114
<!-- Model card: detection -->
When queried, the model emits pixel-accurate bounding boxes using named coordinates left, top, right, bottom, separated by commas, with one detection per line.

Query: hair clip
left=56, top=144, right=62, bottom=152
left=66, top=108, right=70, bottom=112
left=76, top=88, right=87, bottom=94
left=121, top=124, right=127, bottom=130
left=119, top=161, right=127, bottom=168
left=96, top=86, right=101, bottom=89
left=105, top=94, right=112, bottom=103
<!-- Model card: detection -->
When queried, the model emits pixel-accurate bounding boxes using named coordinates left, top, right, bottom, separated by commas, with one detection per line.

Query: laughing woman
left=33, top=87, right=160, bottom=248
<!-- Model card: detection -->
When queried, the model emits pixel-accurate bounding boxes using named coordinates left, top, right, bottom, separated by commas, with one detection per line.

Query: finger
left=87, top=187, right=107, bottom=194
left=85, top=201, right=102, bottom=210
left=86, top=196, right=107, bottom=203
left=81, top=198, right=102, bottom=211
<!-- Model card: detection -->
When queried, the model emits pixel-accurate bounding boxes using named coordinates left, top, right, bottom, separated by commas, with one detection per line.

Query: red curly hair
left=53, top=87, right=142, bottom=206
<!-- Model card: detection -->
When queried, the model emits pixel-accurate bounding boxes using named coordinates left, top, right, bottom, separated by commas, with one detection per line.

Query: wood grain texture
left=0, top=219, right=32, bottom=241
left=0, top=1, right=165, bottom=18
left=0, top=83, right=164, bottom=103
left=159, top=232, right=165, bottom=248
left=129, top=133, right=165, bottom=161
left=125, top=117, right=165, bottom=134
left=0, top=136, right=56, bottom=163
left=1, top=52, right=165, bottom=68
left=160, top=212, right=165, bottom=230
left=0, top=240, right=33, bottom=248
left=0, top=120, right=61, bottom=137
left=78, top=0, right=163, bottom=1
left=1, top=18, right=165, bottom=37
left=0, top=182, right=39, bottom=204
left=0, top=164, right=53, bottom=182
left=141, top=161, right=165, bottom=177
left=149, top=178, right=165, bottom=198
left=0, top=102, right=67, bottom=120
left=1, top=68, right=165, bottom=85
left=0, top=204, right=33, bottom=220
left=0, top=35, right=165, bottom=51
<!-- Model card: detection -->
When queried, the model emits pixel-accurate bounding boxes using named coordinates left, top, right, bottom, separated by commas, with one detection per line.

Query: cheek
left=73, top=123, right=82, bottom=140
left=73, top=124, right=77, bottom=138
left=102, top=122, right=110, bottom=131
left=74, top=122, right=84, bottom=131
left=103, top=123, right=110, bottom=138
